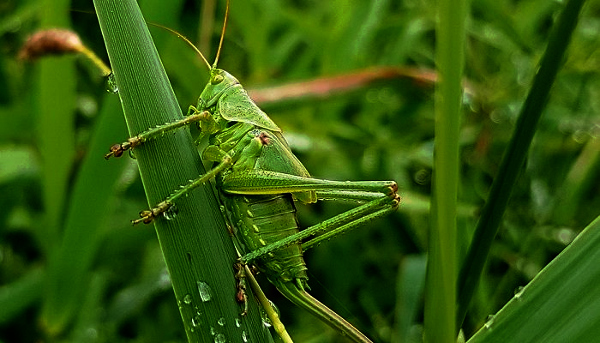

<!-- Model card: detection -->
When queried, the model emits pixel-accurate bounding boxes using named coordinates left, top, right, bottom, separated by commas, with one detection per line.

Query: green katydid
left=106, top=2, right=399, bottom=342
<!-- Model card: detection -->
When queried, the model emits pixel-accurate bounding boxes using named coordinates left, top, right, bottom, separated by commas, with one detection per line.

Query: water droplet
left=241, top=331, right=248, bottom=342
left=197, top=281, right=212, bottom=302
left=106, top=73, right=119, bottom=93
left=217, top=317, right=225, bottom=326
left=163, top=205, right=178, bottom=221
left=260, top=308, right=272, bottom=328
left=183, top=294, right=193, bottom=305
left=485, top=314, right=495, bottom=329
left=514, top=286, right=524, bottom=300
left=214, top=333, right=226, bottom=343
left=235, top=318, right=241, bottom=328
left=268, top=300, right=280, bottom=317
left=191, top=314, right=202, bottom=327
left=210, top=326, right=216, bottom=335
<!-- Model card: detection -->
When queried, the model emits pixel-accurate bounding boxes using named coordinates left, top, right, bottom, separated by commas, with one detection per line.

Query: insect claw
left=104, top=141, right=132, bottom=159
left=132, top=209, right=155, bottom=225
left=390, top=181, right=398, bottom=193
left=391, top=194, right=401, bottom=208
left=389, top=182, right=401, bottom=208
left=131, top=218, right=145, bottom=225
left=131, top=201, right=174, bottom=225
left=105, top=143, right=124, bottom=159
left=382, top=181, right=398, bottom=196
left=104, top=137, right=143, bottom=160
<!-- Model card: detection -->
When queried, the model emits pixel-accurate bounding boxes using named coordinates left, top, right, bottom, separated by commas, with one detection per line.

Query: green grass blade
left=457, top=0, right=588, bottom=329
left=37, top=0, right=75, bottom=249
left=552, top=137, right=600, bottom=225
left=395, top=255, right=427, bottom=343
left=40, top=94, right=128, bottom=335
left=467, top=214, right=600, bottom=343
left=0, top=268, right=44, bottom=324
left=92, top=0, right=272, bottom=342
left=423, top=0, right=467, bottom=341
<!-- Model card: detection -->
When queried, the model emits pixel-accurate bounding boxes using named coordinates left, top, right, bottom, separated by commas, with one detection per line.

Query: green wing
left=218, top=86, right=281, bottom=132
left=255, top=132, right=316, bottom=204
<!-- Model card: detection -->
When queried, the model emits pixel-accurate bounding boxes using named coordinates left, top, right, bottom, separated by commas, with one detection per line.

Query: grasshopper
left=106, top=2, right=399, bottom=342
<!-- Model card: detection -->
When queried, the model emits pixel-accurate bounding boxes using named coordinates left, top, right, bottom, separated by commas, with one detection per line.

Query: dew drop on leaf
left=183, top=294, right=193, bottom=305
left=163, top=205, right=178, bottom=221
left=214, top=333, right=226, bottom=343
left=197, top=281, right=212, bottom=302
left=191, top=314, right=202, bottom=327
left=106, top=73, right=119, bottom=94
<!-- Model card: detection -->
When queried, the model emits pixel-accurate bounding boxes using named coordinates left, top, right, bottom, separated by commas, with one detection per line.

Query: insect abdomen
left=227, top=194, right=309, bottom=288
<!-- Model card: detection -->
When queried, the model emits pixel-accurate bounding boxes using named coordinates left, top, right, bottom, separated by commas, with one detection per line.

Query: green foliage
left=425, top=0, right=466, bottom=341
left=91, top=1, right=272, bottom=343
left=0, top=0, right=599, bottom=342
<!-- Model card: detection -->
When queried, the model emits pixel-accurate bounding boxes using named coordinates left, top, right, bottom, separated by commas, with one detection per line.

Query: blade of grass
left=37, top=0, right=75, bottom=250
left=467, top=214, right=600, bottom=343
left=0, top=268, right=44, bottom=324
left=552, top=136, right=600, bottom=225
left=394, top=255, right=427, bottom=343
left=456, top=0, right=587, bottom=330
left=423, top=0, right=467, bottom=341
left=92, top=1, right=273, bottom=342
left=40, top=95, right=127, bottom=335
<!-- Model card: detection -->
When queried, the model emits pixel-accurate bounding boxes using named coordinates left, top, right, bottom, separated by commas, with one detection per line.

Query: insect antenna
left=149, top=22, right=212, bottom=71
left=213, top=0, right=230, bottom=68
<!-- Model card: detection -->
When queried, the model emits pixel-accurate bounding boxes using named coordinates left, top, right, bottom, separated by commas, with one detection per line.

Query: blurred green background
left=1, top=0, right=599, bottom=342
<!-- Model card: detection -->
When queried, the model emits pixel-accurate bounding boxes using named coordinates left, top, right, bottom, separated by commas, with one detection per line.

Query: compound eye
left=211, top=74, right=224, bottom=85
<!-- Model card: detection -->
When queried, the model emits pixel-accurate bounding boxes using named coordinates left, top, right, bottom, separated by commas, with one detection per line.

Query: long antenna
left=150, top=22, right=212, bottom=70
left=213, top=0, right=230, bottom=68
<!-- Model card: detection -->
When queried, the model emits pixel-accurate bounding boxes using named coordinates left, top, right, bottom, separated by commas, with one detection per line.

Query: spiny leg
left=222, top=169, right=398, bottom=198
left=132, top=153, right=233, bottom=224
left=302, top=190, right=399, bottom=250
left=219, top=170, right=399, bottom=263
left=301, top=201, right=396, bottom=251
left=132, top=130, right=266, bottom=224
left=240, top=194, right=398, bottom=263
left=105, top=106, right=210, bottom=159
